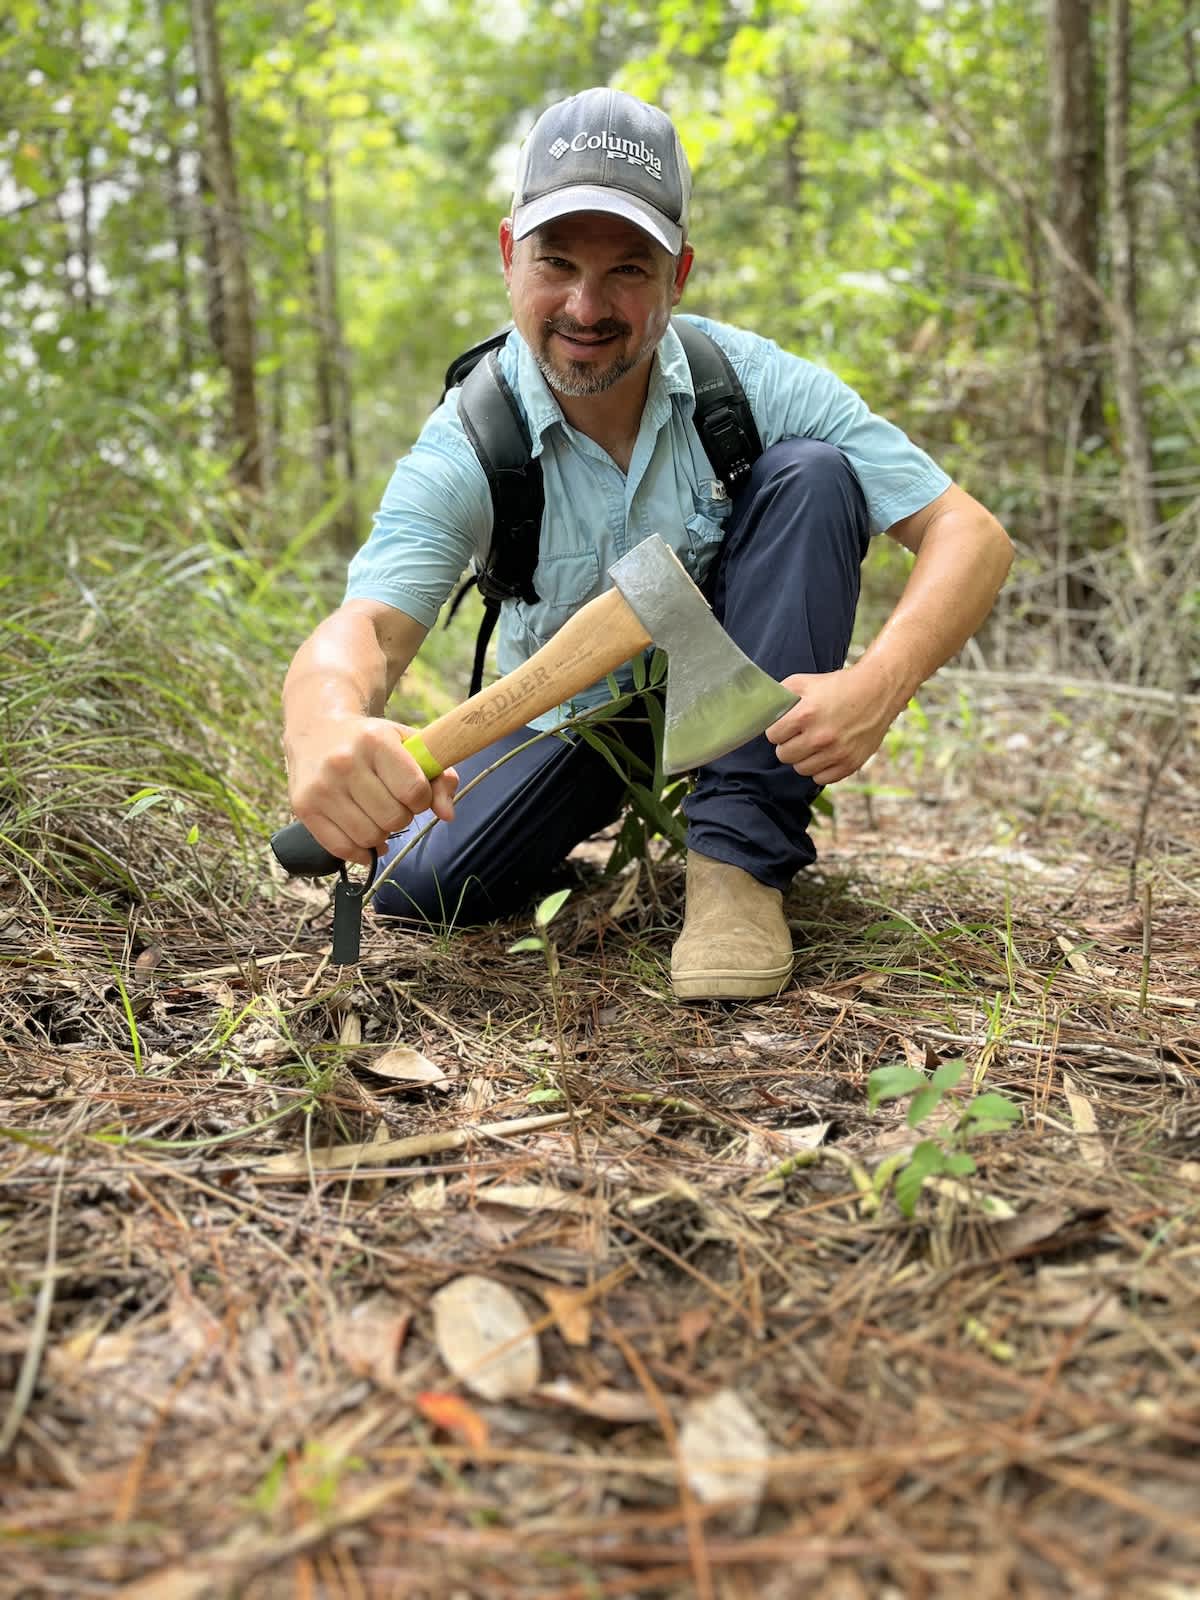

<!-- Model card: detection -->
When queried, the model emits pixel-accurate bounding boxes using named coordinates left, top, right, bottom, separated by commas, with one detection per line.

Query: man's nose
left=564, top=273, right=611, bottom=327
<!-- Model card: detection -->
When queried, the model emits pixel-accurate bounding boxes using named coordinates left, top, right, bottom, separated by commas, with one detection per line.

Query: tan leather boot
left=670, top=851, right=794, bottom=1001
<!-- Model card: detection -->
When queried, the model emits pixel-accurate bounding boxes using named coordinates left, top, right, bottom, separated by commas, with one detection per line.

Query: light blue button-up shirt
left=345, top=314, right=952, bottom=729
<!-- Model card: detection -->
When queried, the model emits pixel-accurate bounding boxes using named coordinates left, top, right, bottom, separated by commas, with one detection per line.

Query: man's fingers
left=370, top=731, right=437, bottom=816
left=430, top=767, right=459, bottom=823
left=304, top=812, right=375, bottom=870
left=774, top=729, right=836, bottom=770
left=811, top=761, right=852, bottom=786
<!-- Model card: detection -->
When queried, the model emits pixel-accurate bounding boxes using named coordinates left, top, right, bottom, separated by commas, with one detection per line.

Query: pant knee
left=738, top=438, right=870, bottom=559
left=748, top=437, right=852, bottom=492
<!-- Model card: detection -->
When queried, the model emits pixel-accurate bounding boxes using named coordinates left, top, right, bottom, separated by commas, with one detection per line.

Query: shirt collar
left=511, top=320, right=696, bottom=457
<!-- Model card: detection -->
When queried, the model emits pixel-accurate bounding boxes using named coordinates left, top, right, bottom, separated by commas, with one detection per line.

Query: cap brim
left=512, top=185, right=683, bottom=255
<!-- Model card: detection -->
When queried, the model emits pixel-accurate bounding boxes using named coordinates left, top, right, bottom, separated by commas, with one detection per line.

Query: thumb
left=779, top=673, right=816, bottom=697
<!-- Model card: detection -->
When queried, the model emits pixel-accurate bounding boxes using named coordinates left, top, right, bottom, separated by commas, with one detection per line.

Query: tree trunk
left=188, top=0, right=262, bottom=489
left=319, top=144, right=358, bottom=551
left=1105, top=0, right=1157, bottom=589
left=197, top=158, right=225, bottom=373
left=74, top=0, right=94, bottom=312
left=302, top=157, right=339, bottom=520
left=158, top=0, right=194, bottom=379
left=1183, top=1, right=1200, bottom=263
left=1047, top=0, right=1103, bottom=445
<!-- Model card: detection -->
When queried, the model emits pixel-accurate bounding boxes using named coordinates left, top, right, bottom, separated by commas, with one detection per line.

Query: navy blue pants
left=373, top=439, right=870, bottom=923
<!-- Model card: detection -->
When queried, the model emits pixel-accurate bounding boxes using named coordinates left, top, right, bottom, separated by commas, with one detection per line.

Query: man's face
left=500, top=212, right=693, bottom=400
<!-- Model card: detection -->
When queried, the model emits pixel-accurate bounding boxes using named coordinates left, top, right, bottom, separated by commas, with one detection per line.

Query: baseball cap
left=510, top=88, right=691, bottom=256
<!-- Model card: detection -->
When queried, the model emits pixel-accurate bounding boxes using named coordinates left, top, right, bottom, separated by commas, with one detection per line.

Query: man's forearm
left=854, top=496, right=1014, bottom=720
left=283, top=612, right=391, bottom=737
left=282, top=603, right=427, bottom=746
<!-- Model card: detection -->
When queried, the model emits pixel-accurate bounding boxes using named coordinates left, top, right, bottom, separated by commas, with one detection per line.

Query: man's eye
left=540, top=257, right=572, bottom=270
left=615, top=264, right=646, bottom=276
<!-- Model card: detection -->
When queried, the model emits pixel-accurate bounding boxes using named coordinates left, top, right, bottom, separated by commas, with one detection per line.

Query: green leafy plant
left=509, top=889, right=581, bottom=1158
left=866, top=1059, right=1020, bottom=1217
left=573, top=650, right=689, bottom=872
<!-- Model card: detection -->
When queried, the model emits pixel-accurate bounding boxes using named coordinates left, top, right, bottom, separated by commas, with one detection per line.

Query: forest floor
left=2, top=676, right=1198, bottom=1600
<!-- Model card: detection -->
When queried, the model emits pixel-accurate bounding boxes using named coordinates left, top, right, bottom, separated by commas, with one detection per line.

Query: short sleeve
left=691, top=319, right=952, bottom=536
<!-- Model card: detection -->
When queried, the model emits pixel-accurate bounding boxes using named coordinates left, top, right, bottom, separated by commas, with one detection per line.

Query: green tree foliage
left=2, top=0, right=1196, bottom=671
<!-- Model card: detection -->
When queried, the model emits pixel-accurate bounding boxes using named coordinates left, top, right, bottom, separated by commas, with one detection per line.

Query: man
left=282, top=88, right=1013, bottom=1001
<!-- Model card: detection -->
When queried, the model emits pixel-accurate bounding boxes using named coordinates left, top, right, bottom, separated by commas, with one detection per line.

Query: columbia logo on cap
left=547, top=128, right=664, bottom=180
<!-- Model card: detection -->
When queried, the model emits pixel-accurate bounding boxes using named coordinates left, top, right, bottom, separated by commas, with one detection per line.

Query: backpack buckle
left=704, top=406, right=755, bottom=491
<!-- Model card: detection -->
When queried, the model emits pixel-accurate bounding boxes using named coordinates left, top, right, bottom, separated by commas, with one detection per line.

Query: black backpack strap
left=442, top=328, right=513, bottom=401
left=673, top=317, right=763, bottom=495
left=452, top=347, right=545, bottom=694
left=456, top=351, right=544, bottom=610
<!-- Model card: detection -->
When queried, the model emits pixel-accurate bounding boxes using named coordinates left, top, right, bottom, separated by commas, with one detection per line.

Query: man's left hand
left=764, top=663, right=898, bottom=786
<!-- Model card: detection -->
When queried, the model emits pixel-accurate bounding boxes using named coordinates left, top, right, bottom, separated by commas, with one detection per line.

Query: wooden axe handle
left=413, top=584, right=652, bottom=775
left=272, top=585, right=652, bottom=878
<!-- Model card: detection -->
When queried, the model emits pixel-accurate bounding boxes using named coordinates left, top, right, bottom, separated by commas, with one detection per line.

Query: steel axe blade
left=607, top=536, right=798, bottom=774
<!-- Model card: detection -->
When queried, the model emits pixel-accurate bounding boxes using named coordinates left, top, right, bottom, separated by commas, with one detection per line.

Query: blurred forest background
left=1, top=0, right=1198, bottom=886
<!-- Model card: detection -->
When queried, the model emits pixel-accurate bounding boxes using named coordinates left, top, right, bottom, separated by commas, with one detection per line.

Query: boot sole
left=672, top=960, right=793, bottom=1002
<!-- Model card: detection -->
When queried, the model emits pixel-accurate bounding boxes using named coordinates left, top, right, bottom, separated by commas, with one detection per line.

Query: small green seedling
left=509, top=889, right=581, bottom=1158
left=509, top=887, right=572, bottom=971
left=867, top=1058, right=1020, bottom=1217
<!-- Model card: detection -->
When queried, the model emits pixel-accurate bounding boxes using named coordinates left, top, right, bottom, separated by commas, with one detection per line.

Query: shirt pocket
left=683, top=499, right=730, bottom=585
left=517, top=547, right=602, bottom=648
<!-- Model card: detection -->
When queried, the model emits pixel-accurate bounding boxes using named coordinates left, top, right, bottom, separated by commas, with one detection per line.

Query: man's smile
left=546, top=320, right=629, bottom=359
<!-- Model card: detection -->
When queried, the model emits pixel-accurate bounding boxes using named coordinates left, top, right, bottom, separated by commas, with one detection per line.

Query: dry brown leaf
left=1055, top=934, right=1092, bottom=976
left=743, top=1120, right=830, bottom=1169
left=1062, top=1073, right=1105, bottom=1166
left=338, top=1011, right=362, bottom=1047
left=984, top=1203, right=1108, bottom=1259
left=407, top=1176, right=446, bottom=1212
left=899, top=1037, right=926, bottom=1070
left=608, top=858, right=642, bottom=920
left=1030, top=1269, right=1126, bottom=1333
left=542, top=1285, right=592, bottom=1347
left=416, top=1390, right=489, bottom=1452
left=431, top=1274, right=540, bottom=1400
left=536, top=1376, right=657, bottom=1422
left=334, top=1295, right=409, bottom=1384
left=475, top=1183, right=594, bottom=1215
left=461, top=1075, right=496, bottom=1114
left=368, top=1046, right=449, bottom=1090
left=243, top=1036, right=292, bottom=1067
left=677, top=1305, right=713, bottom=1361
left=133, top=945, right=162, bottom=977
left=856, top=970, right=891, bottom=991
left=679, top=1388, right=770, bottom=1520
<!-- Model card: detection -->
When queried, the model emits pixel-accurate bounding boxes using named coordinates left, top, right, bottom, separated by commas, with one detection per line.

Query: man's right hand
left=285, top=714, right=459, bottom=869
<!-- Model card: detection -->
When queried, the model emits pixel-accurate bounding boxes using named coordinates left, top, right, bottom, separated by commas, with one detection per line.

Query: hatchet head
left=609, top=537, right=799, bottom=775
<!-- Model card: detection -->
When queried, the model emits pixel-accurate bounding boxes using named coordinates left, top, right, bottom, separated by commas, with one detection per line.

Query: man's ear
left=499, top=218, right=516, bottom=283
left=671, top=244, right=695, bottom=304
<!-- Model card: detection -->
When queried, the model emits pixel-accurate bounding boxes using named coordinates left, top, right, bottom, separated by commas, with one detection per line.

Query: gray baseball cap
left=510, top=88, right=691, bottom=255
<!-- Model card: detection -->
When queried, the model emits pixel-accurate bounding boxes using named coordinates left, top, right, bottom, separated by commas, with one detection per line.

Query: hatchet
left=271, top=535, right=798, bottom=913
